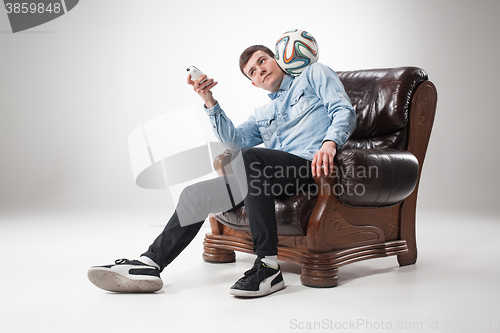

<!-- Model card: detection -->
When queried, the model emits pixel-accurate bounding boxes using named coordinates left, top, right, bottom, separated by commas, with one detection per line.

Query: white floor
left=1, top=208, right=499, bottom=333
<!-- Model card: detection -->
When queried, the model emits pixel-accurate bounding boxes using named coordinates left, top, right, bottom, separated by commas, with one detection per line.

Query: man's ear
left=251, top=82, right=259, bottom=88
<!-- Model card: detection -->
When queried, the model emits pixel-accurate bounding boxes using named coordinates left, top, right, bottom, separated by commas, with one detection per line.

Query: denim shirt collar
left=268, top=74, right=294, bottom=100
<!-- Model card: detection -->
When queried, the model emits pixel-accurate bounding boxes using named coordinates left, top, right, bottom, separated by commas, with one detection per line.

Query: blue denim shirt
left=205, top=62, right=356, bottom=161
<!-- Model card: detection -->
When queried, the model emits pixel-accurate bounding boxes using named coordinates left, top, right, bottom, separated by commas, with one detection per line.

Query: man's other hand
left=312, top=141, right=337, bottom=177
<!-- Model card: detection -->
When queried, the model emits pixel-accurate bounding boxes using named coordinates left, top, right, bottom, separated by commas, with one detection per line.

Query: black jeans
left=142, top=147, right=316, bottom=271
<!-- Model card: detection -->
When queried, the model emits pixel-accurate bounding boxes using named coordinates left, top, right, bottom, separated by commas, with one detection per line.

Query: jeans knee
left=178, top=183, right=201, bottom=205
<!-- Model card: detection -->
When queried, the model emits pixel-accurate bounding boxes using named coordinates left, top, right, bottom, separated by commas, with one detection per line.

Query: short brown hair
left=239, top=45, right=275, bottom=79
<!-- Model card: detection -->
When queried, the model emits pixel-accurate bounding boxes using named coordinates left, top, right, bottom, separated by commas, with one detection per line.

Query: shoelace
left=114, top=258, right=156, bottom=269
left=243, top=266, right=258, bottom=277
left=115, top=259, right=130, bottom=265
left=239, top=262, right=266, bottom=283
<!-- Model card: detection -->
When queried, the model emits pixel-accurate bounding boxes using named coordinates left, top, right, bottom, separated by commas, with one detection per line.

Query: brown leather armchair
left=202, top=67, right=437, bottom=287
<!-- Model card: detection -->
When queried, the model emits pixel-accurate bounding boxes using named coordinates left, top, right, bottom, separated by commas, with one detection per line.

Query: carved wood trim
left=208, top=214, right=224, bottom=235
left=324, top=210, right=385, bottom=249
left=203, top=232, right=408, bottom=287
left=306, top=175, right=336, bottom=253
left=399, top=80, right=437, bottom=266
left=276, top=235, right=308, bottom=251
left=204, top=233, right=408, bottom=268
left=306, top=174, right=388, bottom=253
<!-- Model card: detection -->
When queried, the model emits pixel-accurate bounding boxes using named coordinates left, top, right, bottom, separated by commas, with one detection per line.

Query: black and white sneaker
left=229, top=257, right=285, bottom=297
left=88, top=259, right=163, bottom=293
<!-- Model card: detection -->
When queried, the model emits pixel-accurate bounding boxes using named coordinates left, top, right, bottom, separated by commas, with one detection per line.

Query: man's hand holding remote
left=187, top=68, right=218, bottom=109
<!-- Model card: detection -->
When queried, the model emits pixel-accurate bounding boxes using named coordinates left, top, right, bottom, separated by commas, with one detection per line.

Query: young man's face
left=243, top=50, right=285, bottom=92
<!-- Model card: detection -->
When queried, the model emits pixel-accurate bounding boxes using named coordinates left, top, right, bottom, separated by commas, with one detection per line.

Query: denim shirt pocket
left=257, top=115, right=277, bottom=142
left=290, top=89, right=312, bottom=117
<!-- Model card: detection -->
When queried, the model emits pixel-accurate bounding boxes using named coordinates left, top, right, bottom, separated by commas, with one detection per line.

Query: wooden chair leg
left=398, top=196, right=418, bottom=266
left=203, top=214, right=236, bottom=263
left=300, top=267, right=339, bottom=288
left=202, top=246, right=236, bottom=263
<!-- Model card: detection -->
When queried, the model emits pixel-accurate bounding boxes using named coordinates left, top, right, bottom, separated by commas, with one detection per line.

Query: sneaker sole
left=229, top=280, right=285, bottom=297
left=88, top=267, right=163, bottom=293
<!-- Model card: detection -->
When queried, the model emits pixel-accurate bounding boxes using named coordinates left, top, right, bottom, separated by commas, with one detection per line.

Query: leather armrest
left=335, top=149, right=419, bottom=207
left=213, top=148, right=418, bottom=207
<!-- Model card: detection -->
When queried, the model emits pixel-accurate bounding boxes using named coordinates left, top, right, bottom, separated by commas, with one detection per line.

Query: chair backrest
left=338, top=67, right=428, bottom=150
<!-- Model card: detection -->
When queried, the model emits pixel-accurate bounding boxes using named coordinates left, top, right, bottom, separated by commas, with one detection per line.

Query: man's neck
left=269, top=74, right=285, bottom=93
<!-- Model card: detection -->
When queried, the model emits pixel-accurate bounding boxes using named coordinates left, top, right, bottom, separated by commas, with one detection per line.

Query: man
left=88, top=45, right=356, bottom=297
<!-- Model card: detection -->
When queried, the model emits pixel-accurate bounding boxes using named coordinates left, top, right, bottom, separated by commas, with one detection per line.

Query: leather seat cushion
left=212, top=192, right=317, bottom=236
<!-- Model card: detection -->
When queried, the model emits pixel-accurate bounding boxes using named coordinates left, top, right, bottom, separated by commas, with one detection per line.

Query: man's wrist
left=322, top=140, right=337, bottom=149
left=204, top=100, right=221, bottom=115
left=204, top=96, right=217, bottom=109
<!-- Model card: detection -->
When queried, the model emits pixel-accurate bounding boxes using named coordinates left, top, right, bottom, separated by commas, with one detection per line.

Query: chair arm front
left=213, top=149, right=236, bottom=176
left=334, top=148, right=419, bottom=207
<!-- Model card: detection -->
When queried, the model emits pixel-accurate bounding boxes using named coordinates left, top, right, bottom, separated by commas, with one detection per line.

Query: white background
left=1, top=0, right=499, bottom=217
left=1, top=2, right=499, bottom=333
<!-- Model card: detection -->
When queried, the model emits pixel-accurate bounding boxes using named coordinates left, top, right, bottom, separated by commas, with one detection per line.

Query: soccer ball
left=275, top=29, right=319, bottom=75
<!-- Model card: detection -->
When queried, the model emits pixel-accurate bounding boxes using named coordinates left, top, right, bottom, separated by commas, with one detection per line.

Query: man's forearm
left=204, top=96, right=217, bottom=109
